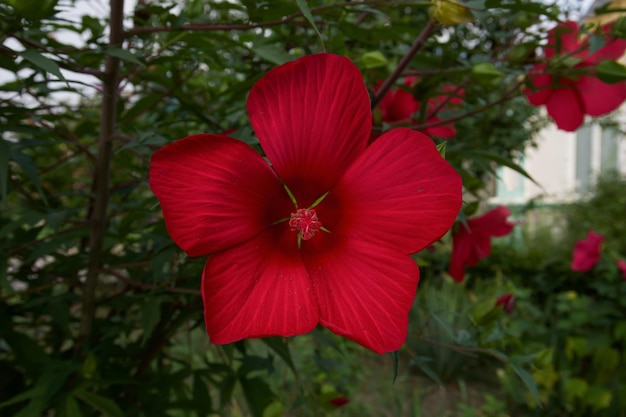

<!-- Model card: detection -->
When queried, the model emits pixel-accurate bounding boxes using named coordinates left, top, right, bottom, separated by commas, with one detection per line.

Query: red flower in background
left=149, top=54, right=463, bottom=354
left=571, top=230, right=605, bottom=271
left=448, top=206, right=515, bottom=282
left=496, top=293, right=515, bottom=314
left=525, top=20, right=626, bottom=132
left=617, top=259, right=626, bottom=281
left=329, top=397, right=350, bottom=407
left=378, top=78, right=462, bottom=139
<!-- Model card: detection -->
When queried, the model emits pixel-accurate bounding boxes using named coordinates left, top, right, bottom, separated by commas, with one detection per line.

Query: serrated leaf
left=295, top=0, right=325, bottom=50
left=74, top=390, right=123, bottom=417
left=20, top=50, right=66, bottom=82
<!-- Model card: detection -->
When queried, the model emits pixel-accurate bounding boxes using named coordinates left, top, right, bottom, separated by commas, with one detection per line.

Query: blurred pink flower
left=617, top=259, right=626, bottom=281
left=525, top=21, right=626, bottom=131
left=496, top=292, right=515, bottom=314
left=571, top=230, right=605, bottom=271
left=448, top=206, right=515, bottom=282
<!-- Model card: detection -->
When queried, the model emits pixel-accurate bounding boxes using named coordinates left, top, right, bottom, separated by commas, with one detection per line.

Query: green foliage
left=0, top=0, right=622, bottom=416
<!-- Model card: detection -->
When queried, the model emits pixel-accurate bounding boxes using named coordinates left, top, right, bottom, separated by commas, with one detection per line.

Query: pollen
left=289, top=208, right=322, bottom=240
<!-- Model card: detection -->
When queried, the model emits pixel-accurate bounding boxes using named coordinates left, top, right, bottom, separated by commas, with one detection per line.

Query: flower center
left=289, top=208, right=322, bottom=240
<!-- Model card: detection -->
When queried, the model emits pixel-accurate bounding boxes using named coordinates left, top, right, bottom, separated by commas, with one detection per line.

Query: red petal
left=449, top=230, right=472, bottom=282
left=525, top=66, right=553, bottom=107
left=571, top=230, right=604, bottom=272
left=467, top=206, right=515, bottom=237
left=247, top=54, right=371, bottom=206
left=322, top=128, right=462, bottom=254
left=577, top=75, right=626, bottom=116
left=545, top=87, right=585, bottom=132
left=149, top=134, right=291, bottom=257
left=202, top=229, right=319, bottom=343
left=380, top=87, right=419, bottom=124
left=305, top=239, right=419, bottom=354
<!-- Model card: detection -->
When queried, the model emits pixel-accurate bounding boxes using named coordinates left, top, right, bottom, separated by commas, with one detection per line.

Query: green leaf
left=436, top=141, right=446, bottom=159
left=74, top=390, right=124, bottom=417
left=361, top=51, right=387, bottom=69
left=0, top=139, right=8, bottom=204
left=596, top=60, right=626, bottom=84
left=141, top=295, right=164, bottom=345
left=11, top=151, right=48, bottom=205
left=295, top=0, right=325, bottom=50
left=252, top=43, right=293, bottom=65
left=20, top=50, right=66, bottom=82
left=467, top=150, right=539, bottom=186
left=261, top=337, right=296, bottom=374
left=410, top=356, right=443, bottom=386
left=391, top=350, right=399, bottom=383
left=239, top=377, right=275, bottom=417
left=63, top=395, right=84, bottom=417
left=509, top=358, right=541, bottom=406
left=471, top=62, right=503, bottom=83
left=105, top=47, right=145, bottom=66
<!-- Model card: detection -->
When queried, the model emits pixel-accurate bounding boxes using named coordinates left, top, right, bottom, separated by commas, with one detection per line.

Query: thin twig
left=371, top=19, right=438, bottom=109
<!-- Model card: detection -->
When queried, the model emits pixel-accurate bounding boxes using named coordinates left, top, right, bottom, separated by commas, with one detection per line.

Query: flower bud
left=430, top=0, right=473, bottom=26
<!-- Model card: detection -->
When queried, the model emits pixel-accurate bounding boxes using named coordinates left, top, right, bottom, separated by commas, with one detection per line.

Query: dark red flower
left=496, top=292, right=515, bottom=314
left=448, top=206, right=515, bottom=282
left=378, top=79, right=462, bottom=139
left=617, top=259, right=626, bottom=281
left=149, top=54, right=463, bottom=354
left=571, top=230, right=605, bottom=271
left=329, top=397, right=350, bottom=407
left=525, top=21, right=626, bottom=132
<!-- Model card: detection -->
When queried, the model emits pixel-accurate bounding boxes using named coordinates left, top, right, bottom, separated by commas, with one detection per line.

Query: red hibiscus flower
left=525, top=20, right=626, bottom=132
left=496, top=292, right=515, bottom=314
left=617, top=259, right=626, bottom=281
left=149, top=54, right=463, bottom=354
left=378, top=78, right=462, bottom=139
left=571, top=230, right=605, bottom=271
left=448, top=206, right=515, bottom=282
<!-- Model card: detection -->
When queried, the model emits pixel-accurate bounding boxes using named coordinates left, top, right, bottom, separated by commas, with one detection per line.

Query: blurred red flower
left=149, top=54, right=462, bottom=354
left=525, top=20, right=626, bottom=131
left=571, top=230, right=605, bottom=271
left=496, top=292, right=515, bottom=314
left=378, top=78, right=463, bottom=139
left=329, top=397, right=350, bottom=407
left=448, top=206, right=515, bottom=282
left=617, top=259, right=626, bottom=281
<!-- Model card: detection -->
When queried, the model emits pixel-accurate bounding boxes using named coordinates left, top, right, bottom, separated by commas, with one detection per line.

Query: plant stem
left=77, top=0, right=125, bottom=354
left=371, top=19, right=437, bottom=109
